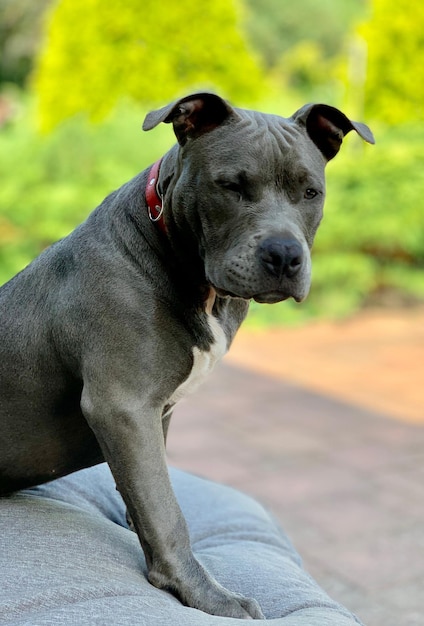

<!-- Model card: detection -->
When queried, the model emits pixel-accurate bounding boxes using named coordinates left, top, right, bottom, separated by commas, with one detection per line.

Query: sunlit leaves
left=359, top=0, right=424, bottom=123
left=33, top=0, right=263, bottom=131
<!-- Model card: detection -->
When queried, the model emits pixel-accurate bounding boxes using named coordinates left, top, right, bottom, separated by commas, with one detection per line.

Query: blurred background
left=1, top=2, right=424, bottom=624
left=0, top=0, right=423, bottom=323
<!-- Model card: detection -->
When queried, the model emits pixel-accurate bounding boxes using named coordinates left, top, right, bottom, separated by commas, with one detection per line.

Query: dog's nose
left=258, top=236, right=303, bottom=279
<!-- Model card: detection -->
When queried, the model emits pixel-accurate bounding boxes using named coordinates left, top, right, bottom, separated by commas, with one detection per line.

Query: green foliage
left=243, top=0, right=366, bottom=68
left=33, top=0, right=263, bottom=131
left=318, top=129, right=424, bottom=263
left=271, top=41, right=332, bottom=95
left=2, top=0, right=424, bottom=328
left=0, top=98, right=174, bottom=283
left=358, top=0, right=424, bottom=123
left=1, top=100, right=423, bottom=326
left=243, top=0, right=366, bottom=99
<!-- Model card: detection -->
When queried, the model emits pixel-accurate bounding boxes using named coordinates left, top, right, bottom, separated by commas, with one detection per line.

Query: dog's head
left=143, top=93, right=374, bottom=304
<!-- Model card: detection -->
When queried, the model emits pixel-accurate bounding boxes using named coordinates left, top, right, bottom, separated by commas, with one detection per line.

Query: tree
left=359, top=0, right=424, bottom=123
left=33, top=0, right=263, bottom=131
left=0, top=0, right=51, bottom=87
left=243, top=0, right=366, bottom=69
left=242, top=0, right=366, bottom=99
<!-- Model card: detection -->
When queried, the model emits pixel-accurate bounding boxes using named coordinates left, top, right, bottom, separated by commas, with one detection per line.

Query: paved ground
left=166, top=308, right=424, bottom=626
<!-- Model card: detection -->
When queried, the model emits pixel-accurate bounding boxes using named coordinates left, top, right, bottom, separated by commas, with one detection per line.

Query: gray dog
left=0, top=93, right=374, bottom=619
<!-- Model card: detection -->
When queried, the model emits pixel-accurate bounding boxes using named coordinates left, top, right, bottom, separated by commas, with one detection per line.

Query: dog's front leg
left=81, top=387, right=263, bottom=619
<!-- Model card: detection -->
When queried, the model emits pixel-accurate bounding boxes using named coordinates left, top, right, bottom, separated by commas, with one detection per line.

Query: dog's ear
left=292, top=103, right=375, bottom=160
left=143, top=93, right=235, bottom=146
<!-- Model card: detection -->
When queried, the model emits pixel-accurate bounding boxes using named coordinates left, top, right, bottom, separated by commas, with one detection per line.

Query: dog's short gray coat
left=0, top=93, right=374, bottom=619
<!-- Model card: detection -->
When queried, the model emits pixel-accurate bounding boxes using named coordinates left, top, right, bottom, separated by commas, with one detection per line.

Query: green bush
left=358, top=0, right=424, bottom=124
left=1, top=101, right=423, bottom=326
left=0, top=99, right=174, bottom=284
left=34, top=0, right=263, bottom=131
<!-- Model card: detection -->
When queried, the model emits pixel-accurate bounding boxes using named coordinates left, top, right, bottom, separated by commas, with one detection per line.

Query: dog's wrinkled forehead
left=238, top=110, right=306, bottom=145
left=192, top=109, right=325, bottom=180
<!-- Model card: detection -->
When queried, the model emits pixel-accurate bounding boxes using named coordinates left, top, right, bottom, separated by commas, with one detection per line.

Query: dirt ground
left=226, top=306, right=424, bottom=424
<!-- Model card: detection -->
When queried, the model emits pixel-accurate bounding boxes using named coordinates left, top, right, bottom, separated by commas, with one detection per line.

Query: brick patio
left=167, top=356, right=424, bottom=626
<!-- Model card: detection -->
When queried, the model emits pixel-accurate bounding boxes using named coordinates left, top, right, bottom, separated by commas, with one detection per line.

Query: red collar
left=145, top=158, right=167, bottom=235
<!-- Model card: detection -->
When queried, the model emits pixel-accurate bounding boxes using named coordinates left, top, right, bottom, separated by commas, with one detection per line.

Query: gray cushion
left=0, top=464, right=362, bottom=625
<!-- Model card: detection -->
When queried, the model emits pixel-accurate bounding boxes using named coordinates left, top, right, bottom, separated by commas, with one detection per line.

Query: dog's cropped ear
left=292, top=103, right=375, bottom=160
left=142, top=93, right=235, bottom=146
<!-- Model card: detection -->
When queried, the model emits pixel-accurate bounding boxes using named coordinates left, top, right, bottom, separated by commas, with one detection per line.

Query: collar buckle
left=145, top=158, right=167, bottom=235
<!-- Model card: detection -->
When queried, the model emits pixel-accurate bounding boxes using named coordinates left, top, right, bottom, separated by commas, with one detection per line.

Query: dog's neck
left=145, top=156, right=218, bottom=315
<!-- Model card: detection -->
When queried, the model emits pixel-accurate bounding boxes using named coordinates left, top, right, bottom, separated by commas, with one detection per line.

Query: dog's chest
left=170, top=312, right=227, bottom=405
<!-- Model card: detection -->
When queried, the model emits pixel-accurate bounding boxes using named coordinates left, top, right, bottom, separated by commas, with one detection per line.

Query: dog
left=0, top=93, right=374, bottom=619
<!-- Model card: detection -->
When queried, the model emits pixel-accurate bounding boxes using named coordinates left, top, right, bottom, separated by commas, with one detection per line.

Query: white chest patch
left=170, top=309, right=228, bottom=406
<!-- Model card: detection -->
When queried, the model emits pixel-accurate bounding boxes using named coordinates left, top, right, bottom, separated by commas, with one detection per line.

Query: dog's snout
left=258, top=237, right=303, bottom=279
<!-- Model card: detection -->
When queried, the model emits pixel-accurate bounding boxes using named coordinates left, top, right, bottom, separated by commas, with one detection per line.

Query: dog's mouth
left=252, top=291, right=302, bottom=304
left=214, top=287, right=301, bottom=304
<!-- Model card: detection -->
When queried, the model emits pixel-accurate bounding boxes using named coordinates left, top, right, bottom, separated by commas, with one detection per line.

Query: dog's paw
left=149, top=558, right=264, bottom=619
left=184, top=585, right=264, bottom=620
left=214, top=591, right=264, bottom=619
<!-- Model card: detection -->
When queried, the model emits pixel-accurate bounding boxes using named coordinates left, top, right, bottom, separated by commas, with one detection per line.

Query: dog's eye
left=218, top=180, right=243, bottom=201
left=304, top=188, right=318, bottom=199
